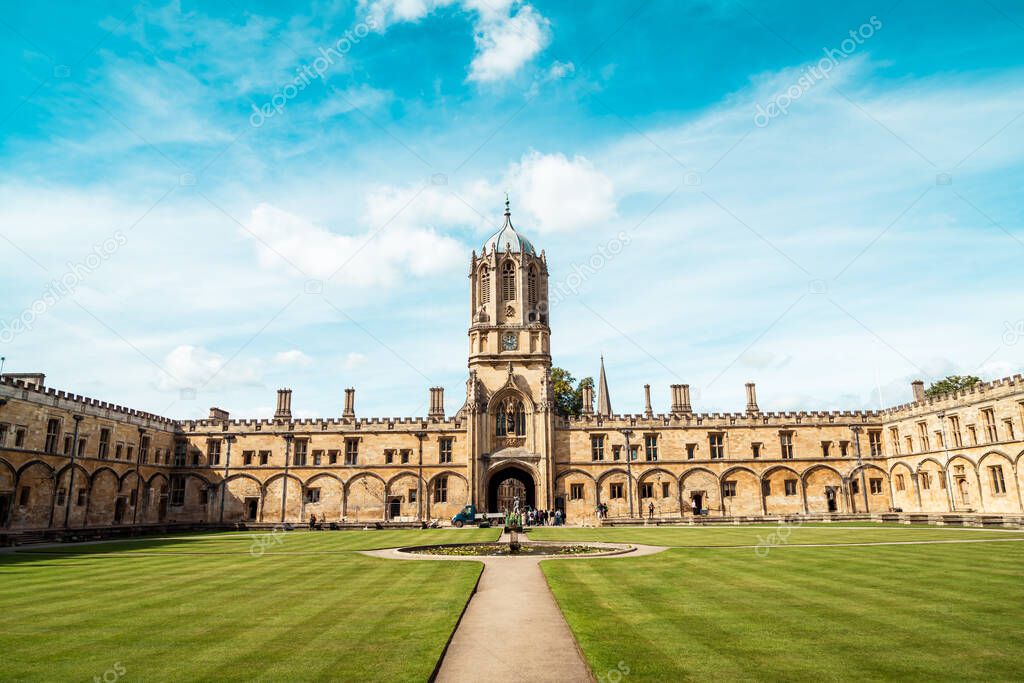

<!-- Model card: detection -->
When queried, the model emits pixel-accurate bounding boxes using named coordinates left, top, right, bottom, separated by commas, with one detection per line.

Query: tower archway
left=487, top=465, right=536, bottom=513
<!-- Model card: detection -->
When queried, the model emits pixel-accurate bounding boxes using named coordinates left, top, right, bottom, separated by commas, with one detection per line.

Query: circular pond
left=399, top=542, right=633, bottom=557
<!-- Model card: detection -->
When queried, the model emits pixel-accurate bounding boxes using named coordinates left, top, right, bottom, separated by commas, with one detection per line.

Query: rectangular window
left=609, top=482, right=624, bottom=499
left=868, top=430, right=882, bottom=457
left=384, top=449, right=395, bottom=464
left=981, top=409, right=997, bottom=442
left=1004, top=420, right=1015, bottom=441
left=208, top=440, right=222, bottom=466
left=644, top=434, right=658, bottom=461
left=115, top=443, right=123, bottom=460
left=904, top=435, right=914, bottom=454
left=752, top=443, right=762, bottom=459
left=76, top=488, right=86, bottom=506
left=949, top=416, right=962, bottom=447
left=199, top=489, right=209, bottom=506
left=920, top=472, right=931, bottom=490
left=126, top=444, right=134, bottom=461
left=839, top=440, right=849, bottom=457
left=784, top=479, right=797, bottom=496
left=895, top=473, right=905, bottom=491
left=98, top=428, right=111, bottom=459
left=662, top=482, right=670, bottom=498
left=629, top=445, right=639, bottom=461
left=77, top=437, right=87, bottom=457
left=590, top=435, right=605, bottom=461
left=967, top=425, right=977, bottom=445
left=640, top=482, right=654, bottom=498
left=989, top=465, right=1007, bottom=494
left=328, top=449, right=340, bottom=465
left=18, top=486, right=30, bottom=506
left=15, top=427, right=26, bottom=448
left=292, top=440, right=308, bottom=466
left=917, top=422, right=930, bottom=451
left=259, top=450, right=271, bottom=466
left=242, top=450, right=254, bottom=466
left=709, top=433, right=725, bottom=459
left=434, top=476, right=448, bottom=503
left=345, top=439, right=359, bottom=465
left=935, top=431, right=944, bottom=449
left=45, top=418, right=61, bottom=453
left=889, top=428, right=900, bottom=455
left=439, top=438, right=453, bottom=464
left=820, top=441, right=831, bottom=458
left=869, top=478, right=883, bottom=495
left=304, top=487, right=321, bottom=503
left=570, top=483, right=584, bottom=500
left=63, top=434, right=73, bottom=455
left=173, top=441, right=186, bottom=467
left=686, top=443, right=697, bottom=460
left=56, top=488, right=67, bottom=507
left=779, top=431, right=794, bottom=459
left=722, top=481, right=736, bottom=498
left=139, top=435, right=150, bottom=463
left=612, top=445, right=622, bottom=461
left=169, top=475, right=186, bottom=507
left=400, top=449, right=411, bottom=465
left=312, top=449, right=324, bottom=466
left=0, top=423, right=8, bottom=446
left=409, top=488, right=417, bottom=503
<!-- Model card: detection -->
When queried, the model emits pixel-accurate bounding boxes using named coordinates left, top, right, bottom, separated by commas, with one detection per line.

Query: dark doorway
left=826, top=487, right=838, bottom=512
left=691, top=492, right=704, bottom=514
left=388, top=497, right=402, bottom=520
left=158, top=486, right=168, bottom=522
left=487, top=467, right=535, bottom=513
left=0, top=493, right=11, bottom=527
left=113, top=497, right=127, bottom=524
left=244, top=497, right=259, bottom=521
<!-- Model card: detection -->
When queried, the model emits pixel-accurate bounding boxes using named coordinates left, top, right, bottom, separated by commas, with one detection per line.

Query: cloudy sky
left=1, top=0, right=1022, bottom=419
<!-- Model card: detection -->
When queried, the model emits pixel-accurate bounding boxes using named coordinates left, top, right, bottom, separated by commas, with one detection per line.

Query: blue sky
left=1, top=0, right=1022, bottom=419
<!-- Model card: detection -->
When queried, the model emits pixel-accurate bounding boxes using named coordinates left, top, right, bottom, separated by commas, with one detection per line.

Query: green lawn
left=530, top=524, right=1024, bottom=547
left=0, top=528, right=497, bottom=681
left=542, top=531, right=1024, bottom=681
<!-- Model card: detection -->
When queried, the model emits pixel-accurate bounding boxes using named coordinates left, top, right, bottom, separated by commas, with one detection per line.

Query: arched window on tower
left=480, top=265, right=490, bottom=305
left=502, top=261, right=516, bottom=301
left=528, top=265, right=537, bottom=307
left=495, top=398, right=526, bottom=436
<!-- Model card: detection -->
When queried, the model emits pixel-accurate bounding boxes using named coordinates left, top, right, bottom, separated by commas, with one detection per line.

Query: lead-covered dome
left=482, top=197, right=536, bottom=256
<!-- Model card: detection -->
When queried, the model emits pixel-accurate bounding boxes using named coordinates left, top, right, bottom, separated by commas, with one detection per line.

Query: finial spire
left=504, top=193, right=511, bottom=217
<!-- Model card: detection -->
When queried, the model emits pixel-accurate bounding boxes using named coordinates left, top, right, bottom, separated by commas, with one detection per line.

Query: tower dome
left=482, top=196, right=536, bottom=256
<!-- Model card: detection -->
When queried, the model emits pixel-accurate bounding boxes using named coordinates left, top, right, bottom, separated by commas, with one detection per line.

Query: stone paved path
left=363, top=537, right=667, bottom=682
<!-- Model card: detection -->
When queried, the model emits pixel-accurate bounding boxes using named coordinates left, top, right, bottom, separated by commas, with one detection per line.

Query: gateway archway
left=487, top=466, right=536, bottom=513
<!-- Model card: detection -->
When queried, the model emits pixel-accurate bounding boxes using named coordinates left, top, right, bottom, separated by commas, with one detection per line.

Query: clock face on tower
left=502, top=332, right=519, bottom=351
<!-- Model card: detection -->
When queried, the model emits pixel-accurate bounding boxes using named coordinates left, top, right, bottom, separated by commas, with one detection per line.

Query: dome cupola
left=482, top=196, right=536, bottom=256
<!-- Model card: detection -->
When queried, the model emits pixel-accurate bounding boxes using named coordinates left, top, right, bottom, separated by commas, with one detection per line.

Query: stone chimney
left=274, top=389, right=292, bottom=419
left=581, top=383, right=594, bottom=416
left=670, top=384, right=692, bottom=414
left=643, top=384, right=653, bottom=417
left=911, top=380, right=925, bottom=402
left=428, top=387, right=445, bottom=419
left=209, top=407, right=229, bottom=421
left=745, top=382, right=759, bottom=413
left=343, top=387, right=356, bottom=418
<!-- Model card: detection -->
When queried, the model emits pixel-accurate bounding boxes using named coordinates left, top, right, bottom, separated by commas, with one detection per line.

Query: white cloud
left=242, top=202, right=465, bottom=285
left=344, top=351, right=368, bottom=369
left=362, top=0, right=550, bottom=83
left=156, top=345, right=262, bottom=392
left=273, top=350, right=314, bottom=367
left=501, top=151, right=616, bottom=232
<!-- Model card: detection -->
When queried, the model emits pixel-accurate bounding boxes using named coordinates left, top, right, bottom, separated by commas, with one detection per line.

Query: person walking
left=690, top=498, right=698, bottom=516
left=308, top=514, right=316, bottom=530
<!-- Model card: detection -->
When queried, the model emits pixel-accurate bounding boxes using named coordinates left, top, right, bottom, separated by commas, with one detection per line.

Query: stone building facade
left=2, top=203, right=1023, bottom=530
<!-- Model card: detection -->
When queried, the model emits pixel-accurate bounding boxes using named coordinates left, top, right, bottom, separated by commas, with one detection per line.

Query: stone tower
left=464, top=198, right=556, bottom=511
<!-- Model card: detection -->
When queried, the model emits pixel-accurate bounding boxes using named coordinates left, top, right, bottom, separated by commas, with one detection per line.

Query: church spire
left=504, top=192, right=511, bottom=218
left=597, top=355, right=612, bottom=417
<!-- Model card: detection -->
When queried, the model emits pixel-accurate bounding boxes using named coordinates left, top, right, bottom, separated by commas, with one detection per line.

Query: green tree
left=551, top=367, right=594, bottom=417
left=925, top=375, right=981, bottom=398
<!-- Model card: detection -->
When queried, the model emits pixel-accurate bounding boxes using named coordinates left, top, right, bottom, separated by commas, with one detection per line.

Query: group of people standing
left=525, top=508, right=563, bottom=526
